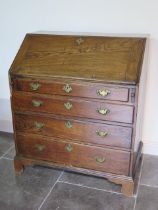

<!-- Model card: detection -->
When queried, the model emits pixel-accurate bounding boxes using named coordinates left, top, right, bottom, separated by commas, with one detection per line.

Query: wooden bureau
left=9, top=33, right=147, bottom=196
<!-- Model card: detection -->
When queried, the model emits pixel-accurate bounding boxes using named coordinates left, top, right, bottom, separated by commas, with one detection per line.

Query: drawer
left=12, top=92, right=134, bottom=124
left=14, top=79, right=129, bottom=102
left=15, top=114, right=132, bottom=149
left=16, top=134, right=130, bottom=176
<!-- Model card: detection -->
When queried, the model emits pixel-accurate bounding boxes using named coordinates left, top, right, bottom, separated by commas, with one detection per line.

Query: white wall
left=0, top=0, right=158, bottom=154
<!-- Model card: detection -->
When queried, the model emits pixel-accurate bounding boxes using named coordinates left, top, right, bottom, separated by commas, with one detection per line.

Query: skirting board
left=0, top=119, right=13, bottom=133
left=0, top=98, right=158, bottom=155
left=0, top=98, right=13, bottom=133
left=143, top=141, right=158, bottom=156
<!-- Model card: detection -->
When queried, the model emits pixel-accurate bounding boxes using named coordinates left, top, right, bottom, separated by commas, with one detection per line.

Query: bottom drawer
left=16, top=134, right=130, bottom=176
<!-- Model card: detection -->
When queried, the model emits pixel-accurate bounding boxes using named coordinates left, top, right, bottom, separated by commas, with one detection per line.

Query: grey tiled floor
left=0, top=132, right=158, bottom=210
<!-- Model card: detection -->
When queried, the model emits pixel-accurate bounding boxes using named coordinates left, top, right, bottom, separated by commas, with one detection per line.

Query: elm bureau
left=9, top=33, right=146, bottom=196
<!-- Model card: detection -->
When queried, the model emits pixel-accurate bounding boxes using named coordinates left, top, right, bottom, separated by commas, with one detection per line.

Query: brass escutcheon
left=63, top=84, right=72, bottom=93
left=97, top=89, right=111, bottom=97
left=95, top=156, right=106, bottom=163
left=32, top=100, right=43, bottom=107
left=97, top=108, right=109, bottom=115
left=34, top=144, right=45, bottom=152
left=65, top=121, right=73, bottom=129
left=34, top=122, right=45, bottom=130
left=30, top=82, right=41, bottom=91
left=65, top=143, right=73, bottom=152
left=96, top=130, right=108, bottom=138
left=76, top=37, right=84, bottom=45
left=64, top=102, right=73, bottom=110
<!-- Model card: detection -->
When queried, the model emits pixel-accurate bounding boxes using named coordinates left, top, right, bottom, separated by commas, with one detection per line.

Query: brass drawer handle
left=97, top=108, right=109, bottom=115
left=65, top=143, right=73, bottom=152
left=35, top=144, right=45, bottom=152
left=95, top=156, right=106, bottom=163
left=34, top=122, right=45, bottom=130
left=64, top=102, right=73, bottom=110
left=96, top=131, right=108, bottom=138
left=65, top=121, right=73, bottom=128
left=30, top=82, right=41, bottom=91
left=97, top=89, right=111, bottom=97
left=32, top=100, right=43, bottom=107
left=63, top=84, right=72, bottom=93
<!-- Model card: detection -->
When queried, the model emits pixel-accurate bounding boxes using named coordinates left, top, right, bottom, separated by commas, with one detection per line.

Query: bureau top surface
left=9, top=33, right=146, bottom=84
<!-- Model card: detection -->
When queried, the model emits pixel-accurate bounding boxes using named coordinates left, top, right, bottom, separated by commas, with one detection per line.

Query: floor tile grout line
left=58, top=170, right=65, bottom=182
left=57, top=171, right=130, bottom=196
left=140, top=184, right=158, bottom=189
left=58, top=180, right=129, bottom=196
left=2, top=157, right=14, bottom=160
left=133, top=155, right=144, bottom=210
left=0, top=145, right=14, bottom=158
left=37, top=171, right=64, bottom=210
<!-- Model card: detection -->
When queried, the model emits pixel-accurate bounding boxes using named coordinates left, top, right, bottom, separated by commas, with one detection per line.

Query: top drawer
left=13, top=79, right=129, bottom=102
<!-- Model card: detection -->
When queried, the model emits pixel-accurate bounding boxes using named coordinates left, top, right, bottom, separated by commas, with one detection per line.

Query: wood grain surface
left=16, top=133, right=130, bottom=176
left=12, top=92, right=134, bottom=124
left=14, top=113, right=132, bottom=149
left=9, top=34, right=146, bottom=196
left=10, top=34, right=146, bottom=83
left=14, top=78, right=129, bottom=101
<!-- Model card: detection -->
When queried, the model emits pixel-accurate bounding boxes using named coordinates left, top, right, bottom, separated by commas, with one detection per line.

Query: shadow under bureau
left=9, top=33, right=146, bottom=196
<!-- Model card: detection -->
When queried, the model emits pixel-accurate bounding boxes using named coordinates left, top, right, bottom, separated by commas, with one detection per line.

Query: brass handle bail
left=64, top=102, right=73, bottom=110
left=96, top=131, right=108, bottom=138
left=63, top=84, right=72, bottom=93
left=95, top=156, right=106, bottom=163
left=30, top=82, right=41, bottom=91
left=97, top=108, right=109, bottom=115
left=65, top=143, right=73, bottom=152
left=65, top=121, right=73, bottom=128
left=34, top=122, right=45, bottom=130
left=32, top=100, right=43, bottom=107
left=97, top=89, right=111, bottom=97
left=35, top=144, right=45, bottom=152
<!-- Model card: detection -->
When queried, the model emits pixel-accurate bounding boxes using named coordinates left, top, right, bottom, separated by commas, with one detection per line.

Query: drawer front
left=16, top=134, right=130, bottom=175
left=12, top=92, right=134, bottom=124
left=14, top=79, right=129, bottom=102
left=15, top=114, right=132, bottom=149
